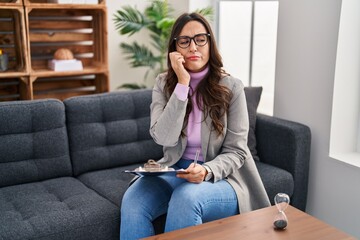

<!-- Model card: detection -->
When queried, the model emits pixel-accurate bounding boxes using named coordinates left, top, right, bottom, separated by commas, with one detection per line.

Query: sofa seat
left=77, top=164, right=140, bottom=206
left=0, top=177, right=119, bottom=240
left=255, top=161, right=294, bottom=205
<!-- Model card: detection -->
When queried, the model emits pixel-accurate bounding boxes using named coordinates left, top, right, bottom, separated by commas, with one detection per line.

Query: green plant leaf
left=145, top=0, right=174, bottom=35
left=120, top=42, right=159, bottom=68
left=196, top=6, right=214, bottom=22
left=113, top=6, right=148, bottom=36
left=150, top=33, right=166, bottom=52
left=156, top=17, right=175, bottom=31
left=145, top=0, right=172, bottom=22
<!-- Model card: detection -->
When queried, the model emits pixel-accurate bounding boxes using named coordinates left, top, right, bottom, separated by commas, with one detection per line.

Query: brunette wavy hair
left=164, top=12, right=232, bottom=136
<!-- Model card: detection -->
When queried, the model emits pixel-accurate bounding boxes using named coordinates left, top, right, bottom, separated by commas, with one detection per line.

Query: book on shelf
left=48, top=59, right=83, bottom=72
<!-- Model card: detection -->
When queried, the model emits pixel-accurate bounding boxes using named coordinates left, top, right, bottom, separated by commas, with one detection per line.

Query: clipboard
left=124, top=168, right=188, bottom=177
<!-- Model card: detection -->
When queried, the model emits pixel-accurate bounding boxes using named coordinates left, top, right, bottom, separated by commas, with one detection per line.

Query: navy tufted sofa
left=0, top=89, right=311, bottom=240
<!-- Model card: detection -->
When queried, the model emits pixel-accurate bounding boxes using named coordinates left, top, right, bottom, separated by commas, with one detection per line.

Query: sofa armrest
left=255, top=113, right=311, bottom=211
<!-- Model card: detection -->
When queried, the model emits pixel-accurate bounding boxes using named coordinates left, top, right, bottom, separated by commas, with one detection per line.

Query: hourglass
left=273, top=193, right=290, bottom=230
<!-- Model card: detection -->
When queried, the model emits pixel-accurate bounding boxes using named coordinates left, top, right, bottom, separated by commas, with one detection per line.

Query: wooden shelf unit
left=0, top=1, right=108, bottom=101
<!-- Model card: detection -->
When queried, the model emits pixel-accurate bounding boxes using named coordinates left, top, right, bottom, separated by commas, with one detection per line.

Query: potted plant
left=113, top=0, right=213, bottom=89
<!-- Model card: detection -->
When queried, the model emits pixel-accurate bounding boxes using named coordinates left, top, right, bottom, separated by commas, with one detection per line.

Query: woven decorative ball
left=53, top=48, right=74, bottom=60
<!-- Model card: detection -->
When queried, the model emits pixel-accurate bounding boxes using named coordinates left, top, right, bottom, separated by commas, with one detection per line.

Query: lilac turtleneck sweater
left=173, top=65, right=209, bottom=162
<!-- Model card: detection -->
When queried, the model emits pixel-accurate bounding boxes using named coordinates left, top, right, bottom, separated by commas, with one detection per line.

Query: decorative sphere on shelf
left=53, top=48, right=74, bottom=60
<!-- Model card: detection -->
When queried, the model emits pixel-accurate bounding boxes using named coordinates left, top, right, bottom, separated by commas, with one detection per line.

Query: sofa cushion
left=0, top=100, right=72, bottom=188
left=77, top=164, right=167, bottom=234
left=0, top=177, right=119, bottom=240
left=64, top=89, right=163, bottom=176
left=244, top=87, right=262, bottom=161
left=255, top=161, right=294, bottom=205
left=77, top=164, right=140, bottom=207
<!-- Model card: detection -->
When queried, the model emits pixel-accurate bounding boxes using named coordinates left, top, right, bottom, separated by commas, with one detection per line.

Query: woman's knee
left=167, top=181, right=238, bottom=216
left=168, top=183, right=205, bottom=212
left=121, top=177, right=173, bottom=215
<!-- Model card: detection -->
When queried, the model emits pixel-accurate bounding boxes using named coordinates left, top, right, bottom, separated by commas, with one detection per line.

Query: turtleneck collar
left=189, top=65, right=209, bottom=87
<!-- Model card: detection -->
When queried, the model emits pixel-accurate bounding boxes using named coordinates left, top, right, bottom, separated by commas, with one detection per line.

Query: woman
left=120, top=12, right=270, bottom=240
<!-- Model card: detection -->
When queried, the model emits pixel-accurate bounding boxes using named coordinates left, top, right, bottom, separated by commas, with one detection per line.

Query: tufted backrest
left=64, top=89, right=163, bottom=176
left=0, top=99, right=72, bottom=187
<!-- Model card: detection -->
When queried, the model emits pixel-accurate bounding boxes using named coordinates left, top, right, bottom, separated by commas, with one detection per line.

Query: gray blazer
left=150, top=73, right=270, bottom=213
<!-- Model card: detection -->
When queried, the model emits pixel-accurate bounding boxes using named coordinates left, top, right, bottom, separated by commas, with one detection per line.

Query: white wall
left=275, top=0, right=360, bottom=238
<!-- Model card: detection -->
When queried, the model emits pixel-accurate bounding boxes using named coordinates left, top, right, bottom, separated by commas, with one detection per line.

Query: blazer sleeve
left=203, top=78, right=250, bottom=182
left=149, top=74, right=188, bottom=147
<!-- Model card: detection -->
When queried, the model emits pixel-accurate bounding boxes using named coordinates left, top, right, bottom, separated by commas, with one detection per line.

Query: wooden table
left=143, top=205, right=355, bottom=240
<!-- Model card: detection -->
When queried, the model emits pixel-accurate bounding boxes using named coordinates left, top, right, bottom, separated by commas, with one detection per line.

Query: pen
left=194, top=149, right=200, bottom=168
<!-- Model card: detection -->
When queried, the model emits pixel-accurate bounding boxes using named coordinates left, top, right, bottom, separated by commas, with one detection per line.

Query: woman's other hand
left=169, top=51, right=191, bottom=86
left=176, top=164, right=207, bottom=183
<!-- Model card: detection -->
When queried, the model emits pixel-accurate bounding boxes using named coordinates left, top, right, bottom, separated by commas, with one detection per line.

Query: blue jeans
left=120, top=159, right=239, bottom=240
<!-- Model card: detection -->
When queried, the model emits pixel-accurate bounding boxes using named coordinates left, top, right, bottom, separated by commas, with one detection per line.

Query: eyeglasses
left=174, top=33, right=211, bottom=49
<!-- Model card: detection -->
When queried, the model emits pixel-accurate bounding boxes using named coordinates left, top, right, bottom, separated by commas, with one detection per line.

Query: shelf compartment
left=23, top=0, right=105, bottom=7
left=26, top=7, right=108, bottom=73
left=32, top=72, right=108, bottom=100
left=0, top=77, right=30, bottom=101
left=0, top=7, right=28, bottom=75
left=0, top=0, right=23, bottom=6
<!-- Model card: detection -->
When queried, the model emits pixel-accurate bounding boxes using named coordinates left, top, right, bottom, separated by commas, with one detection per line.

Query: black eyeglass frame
left=174, top=33, right=211, bottom=49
